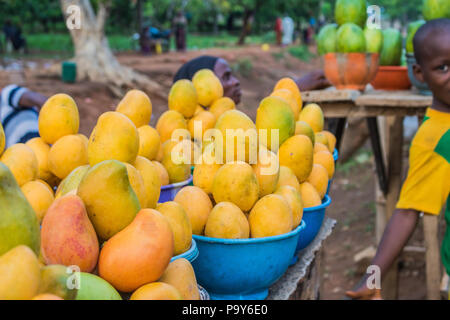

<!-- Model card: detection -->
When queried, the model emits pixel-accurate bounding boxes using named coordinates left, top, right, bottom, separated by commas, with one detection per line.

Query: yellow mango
left=271, top=89, right=300, bottom=120
left=48, top=135, right=88, bottom=180
left=88, top=112, right=139, bottom=167
left=209, top=97, right=236, bottom=120
left=274, top=77, right=303, bottom=111
left=0, top=245, right=41, bottom=300
left=21, top=180, right=55, bottom=224
left=25, top=137, right=53, bottom=182
left=274, top=185, right=303, bottom=228
left=307, top=164, right=329, bottom=199
left=156, top=110, right=189, bottom=143
left=0, top=143, right=38, bottom=186
left=152, top=161, right=170, bottom=186
left=276, top=166, right=301, bottom=192
left=205, top=202, right=249, bottom=239
left=299, top=182, right=322, bottom=208
left=116, top=89, right=152, bottom=128
left=134, top=156, right=162, bottom=208
left=252, top=147, right=280, bottom=198
left=212, top=161, right=259, bottom=213
left=193, top=145, right=221, bottom=195
left=125, top=163, right=148, bottom=209
left=249, top=194, right=293, bottom=238
left=77, top=160, right=141, bottom=240
left=38, top=93, right=79, bottom=144
left=174, top=186, right=213, bottom=235
left=138, top=125, right=161, bottom=161
left=278, top=134, right=314, bottom=183
left=168, top=80, right=198, bottom=118
left=156, top=202, right=192, bottom=255
left=192, top=69, right=224, bottom=107
left=130, top=282, right=183, bottom=300
left=159, top=258, right=200, bottom=300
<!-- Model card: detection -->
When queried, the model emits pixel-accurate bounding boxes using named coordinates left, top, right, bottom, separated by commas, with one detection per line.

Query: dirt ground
left=1, top=45, right=446, bottom=300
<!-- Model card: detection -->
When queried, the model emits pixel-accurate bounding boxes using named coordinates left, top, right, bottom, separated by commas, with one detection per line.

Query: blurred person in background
left=0, top=85, right=47, bottom=147
left=173, top=10, right=187, bottom=52
left=174, top=56, right=331, bottom=106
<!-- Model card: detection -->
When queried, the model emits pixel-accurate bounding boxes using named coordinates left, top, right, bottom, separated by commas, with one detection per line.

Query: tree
left=60, top=0, right=164, bottom=98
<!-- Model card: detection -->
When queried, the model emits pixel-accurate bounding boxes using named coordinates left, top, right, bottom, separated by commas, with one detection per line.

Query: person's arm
left=18, top=90, right=47, bottom=110
left=294, top=70, right=331, bottom=92
left=345, top=208, right=421, bottom=299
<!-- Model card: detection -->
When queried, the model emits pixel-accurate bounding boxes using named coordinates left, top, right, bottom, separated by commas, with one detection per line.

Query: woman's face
left=213, top=58, right=242, bottom=105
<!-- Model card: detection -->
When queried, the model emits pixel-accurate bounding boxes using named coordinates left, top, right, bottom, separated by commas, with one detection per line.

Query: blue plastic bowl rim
left=333, top=148, right=339, bottom=161
left=193, top=220, right=306, bottom=245
left=171, top=238, right=198, bottom=261
left=304, top=194, right=332, bottom=213
left=161, top=175, right=193, bottom=190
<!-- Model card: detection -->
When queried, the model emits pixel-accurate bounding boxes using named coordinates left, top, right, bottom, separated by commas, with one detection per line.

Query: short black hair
left=413, top=18, right=450, bottom=64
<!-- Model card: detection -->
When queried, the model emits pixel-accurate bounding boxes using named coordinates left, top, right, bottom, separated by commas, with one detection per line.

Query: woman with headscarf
left=173, top=55, right=330, bottom=106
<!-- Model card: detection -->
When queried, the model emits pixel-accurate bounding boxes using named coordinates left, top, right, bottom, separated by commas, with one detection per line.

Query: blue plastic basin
left=171, top=238, right=199, bottom=263
left=158, top=175, right=193, bottom=203
left=192, top=221, right=306, bottom=300
left=295, top=195, right=332, bottom=253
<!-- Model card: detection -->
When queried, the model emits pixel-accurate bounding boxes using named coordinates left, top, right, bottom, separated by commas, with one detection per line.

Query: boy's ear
left=412, top=64, right=425, bottom=83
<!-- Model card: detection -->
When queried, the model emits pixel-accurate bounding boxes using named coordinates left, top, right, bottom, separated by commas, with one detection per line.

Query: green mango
left=76, top=272, right=122, bottom=300
left=55, top=164, right=90, bottom=199
left=38, top=264, right=78, bottom=300
left=0, top=162, right=40, bottom=256
left=336, top=23, right=366, bottom=53
left=379, top=28, right=403, bottom=66
left=364, top=28, right=383, bottom=54
left=317, top=24, right=338, bottom=55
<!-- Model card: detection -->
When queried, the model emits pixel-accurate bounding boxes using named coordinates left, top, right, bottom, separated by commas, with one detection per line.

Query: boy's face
left=413, top=32, right=450, bottom=107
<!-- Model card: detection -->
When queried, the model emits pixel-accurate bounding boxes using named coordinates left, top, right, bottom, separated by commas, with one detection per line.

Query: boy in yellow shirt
left=346, top=18, right=450, bottom=299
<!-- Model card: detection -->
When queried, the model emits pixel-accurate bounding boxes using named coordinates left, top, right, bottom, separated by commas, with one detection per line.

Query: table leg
left=423, top=214, right=442, bottom=300
left=329, top=117, right=347, bottom=153
left=367, top=117, right=388, bottom=195
left=376, top=116, right=404, bottom=300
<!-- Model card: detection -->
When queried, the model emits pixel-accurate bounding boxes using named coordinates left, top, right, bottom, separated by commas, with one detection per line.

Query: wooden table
left=268, top=218, right=336, bottom=300
left=301, top=88, right=438, bottom=300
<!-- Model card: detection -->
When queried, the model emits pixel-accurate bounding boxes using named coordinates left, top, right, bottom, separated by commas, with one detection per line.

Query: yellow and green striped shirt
left=396, top=107, right=450, bottom=273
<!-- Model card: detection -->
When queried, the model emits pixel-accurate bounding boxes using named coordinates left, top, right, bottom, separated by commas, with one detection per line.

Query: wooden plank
left=423, top=214, right=441, bottom=300
left=320, top=103, right=427, bottom=118
left=302, top=89, right=361, bottom=103
left=356, top=91, right=432, bottom=108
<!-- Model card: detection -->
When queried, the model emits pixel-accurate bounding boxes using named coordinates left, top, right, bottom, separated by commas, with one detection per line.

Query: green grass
left=19, top=32, right=268, bottom=58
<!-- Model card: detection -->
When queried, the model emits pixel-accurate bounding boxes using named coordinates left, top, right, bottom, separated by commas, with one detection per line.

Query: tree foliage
left=0, top=0, right=424, bottom=36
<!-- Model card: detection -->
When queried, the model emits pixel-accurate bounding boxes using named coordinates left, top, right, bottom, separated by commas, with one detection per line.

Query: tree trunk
left=60, top=0, right=164, bottom=99
left=237, top=8, right=255, bottom=45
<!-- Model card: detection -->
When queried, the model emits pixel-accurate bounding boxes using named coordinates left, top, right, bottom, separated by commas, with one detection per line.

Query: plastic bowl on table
left=406, top=53, right=432, bottom=96
left=294, top=195, right=332, bottom=253
left=170, top=238, right=199, bottom=263
left=370, top=66, right=412, bottom=91
left=158, top=175, right=193, bottom=203
left=191, top=222, right=306, bottom=300
left=323, top=52, right=380, bottom=91
left=326, top=149, right=339, bottom=196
